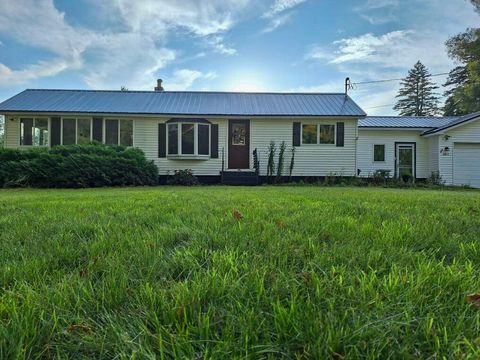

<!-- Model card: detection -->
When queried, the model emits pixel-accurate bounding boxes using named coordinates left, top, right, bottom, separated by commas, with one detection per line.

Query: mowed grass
left=1, top=187, right=480, bottom=359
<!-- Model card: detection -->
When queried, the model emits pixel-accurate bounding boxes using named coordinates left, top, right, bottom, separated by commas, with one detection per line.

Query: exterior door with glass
left=396, top=143, right=415, bottom=180
left=228, top=119, right=250, bottom=169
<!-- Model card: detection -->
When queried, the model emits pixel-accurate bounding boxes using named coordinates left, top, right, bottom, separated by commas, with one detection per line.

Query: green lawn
left=1, top=186, right=480, bottom=359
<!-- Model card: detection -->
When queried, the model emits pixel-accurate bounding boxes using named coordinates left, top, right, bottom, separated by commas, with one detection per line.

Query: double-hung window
left=105, top=119, right=133, bottom=146
left=167, top=122, right=210, bottom=157
left=301, top=123, right=336, bottom=145
left=20, top=118, right=49, bottom=146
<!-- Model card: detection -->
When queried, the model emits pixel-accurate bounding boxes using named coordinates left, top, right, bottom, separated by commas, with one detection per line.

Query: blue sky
left=0, top=0, right=478, bottom=115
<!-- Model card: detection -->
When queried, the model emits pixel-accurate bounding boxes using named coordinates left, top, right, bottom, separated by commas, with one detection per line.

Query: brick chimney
left=154, top=79, right=164, bottom=91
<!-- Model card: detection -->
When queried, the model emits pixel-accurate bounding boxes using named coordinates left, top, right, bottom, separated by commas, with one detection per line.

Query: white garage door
left=453, top=143, right=480, bottom=188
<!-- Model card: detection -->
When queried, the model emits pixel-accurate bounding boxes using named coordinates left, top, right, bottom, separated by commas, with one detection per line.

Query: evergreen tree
left=393, top=61, right=440, bottom=116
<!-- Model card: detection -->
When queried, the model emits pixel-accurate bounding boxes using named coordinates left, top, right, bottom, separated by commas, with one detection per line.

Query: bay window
left=167, top=121, right=210, bottom=158
left=20, top=118, right=49, bottom=146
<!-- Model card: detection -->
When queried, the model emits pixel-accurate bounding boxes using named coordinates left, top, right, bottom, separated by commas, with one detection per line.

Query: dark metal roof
left=0, top=89, right=366, bottom=117
left=359, top=116, right=456, bottom=129
left=422, top=111, right=480, bottom=135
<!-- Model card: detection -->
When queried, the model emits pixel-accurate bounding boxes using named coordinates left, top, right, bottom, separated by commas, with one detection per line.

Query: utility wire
left=353, top=72, right=450, bottom=86
left=364, top=103, right=396, bottom=110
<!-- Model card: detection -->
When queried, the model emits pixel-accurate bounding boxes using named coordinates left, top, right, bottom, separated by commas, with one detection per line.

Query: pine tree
left=393, top=61, right=440, bottom=116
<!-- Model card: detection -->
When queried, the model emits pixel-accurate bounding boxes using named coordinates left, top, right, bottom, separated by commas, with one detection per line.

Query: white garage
left=453, top=143, right=480, bottom=188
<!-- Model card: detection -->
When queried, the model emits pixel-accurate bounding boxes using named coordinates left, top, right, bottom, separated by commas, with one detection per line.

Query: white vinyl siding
left=357, top=129, right=430, bottom=178
left=428, top=136, right=439, bottom=174
left=4, top=117, right=21, bottom=148
left=438, top=116, right=480, bottom=186
left=251, top=118, right=357, bottom=177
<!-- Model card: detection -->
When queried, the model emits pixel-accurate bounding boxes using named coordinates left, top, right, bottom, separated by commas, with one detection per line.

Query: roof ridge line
left=24, top=88, right=347, bottom=96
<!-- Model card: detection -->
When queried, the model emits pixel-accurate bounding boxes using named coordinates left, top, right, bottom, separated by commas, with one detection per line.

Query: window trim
left=301, top=123, right=337, bottom=145
left=373, top=144, right=386, bottom=163
left=166, top=121, right=211, bottom=159
left=20, top=117, right=50, bottom=147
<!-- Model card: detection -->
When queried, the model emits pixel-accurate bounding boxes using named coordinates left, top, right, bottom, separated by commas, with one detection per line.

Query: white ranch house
left=1, top=88, right=479, bottom=187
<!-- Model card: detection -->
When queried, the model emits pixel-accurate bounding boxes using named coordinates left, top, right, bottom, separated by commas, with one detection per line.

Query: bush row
left=0, top=144, right=159, bottom=188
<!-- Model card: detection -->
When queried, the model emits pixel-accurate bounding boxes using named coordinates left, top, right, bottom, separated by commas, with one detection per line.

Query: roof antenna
left=345, top=77, right=351, bottom=96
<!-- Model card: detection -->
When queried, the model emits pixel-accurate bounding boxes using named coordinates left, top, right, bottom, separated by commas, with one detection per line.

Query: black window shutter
left=336, top=122, right=344, bottom=147
left=92, top=117, right=103, bottom=142
left=293, top=122, right=301, bottom=146
left=158, top=123, right=166, bottom=158
left=210, top=124, right=219, bottom=158
left=50, top=117, right=61, bottom=146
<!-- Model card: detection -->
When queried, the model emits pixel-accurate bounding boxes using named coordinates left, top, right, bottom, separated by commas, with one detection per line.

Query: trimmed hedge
left=0, top=144, right=159, bottom=188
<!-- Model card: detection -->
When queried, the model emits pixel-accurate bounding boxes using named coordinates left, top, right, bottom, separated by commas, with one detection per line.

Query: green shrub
left=167, top=169, right=199, bottom=186
left=0, top=144, right=158, bottom=188
left=427, top=171, right=444, bottom=186
left=371, top=169, right=391, bottom=186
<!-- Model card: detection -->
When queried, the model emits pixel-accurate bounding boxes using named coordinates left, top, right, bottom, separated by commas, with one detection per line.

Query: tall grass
left=1, top=187, right=480, bottom=358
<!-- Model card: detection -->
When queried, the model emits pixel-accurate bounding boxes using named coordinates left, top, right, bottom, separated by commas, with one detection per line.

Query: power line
left=353, top=72, right=450, bottom=86
left=364, top=103, right=396, bottom=110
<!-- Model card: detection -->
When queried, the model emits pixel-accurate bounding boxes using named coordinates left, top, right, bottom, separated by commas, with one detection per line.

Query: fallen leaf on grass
left=233, top=209, right=243, bottom=221
left=332, top=351, right=344, bottom=359
left=466, top=294, right=480, bottom=308
left=300, top=271, right=311, bottom=283
left=79, top=268, right=88, bottom=278
left=67, top=324, right=92, bottom=333
left=276, top=220, right=285, bottom=229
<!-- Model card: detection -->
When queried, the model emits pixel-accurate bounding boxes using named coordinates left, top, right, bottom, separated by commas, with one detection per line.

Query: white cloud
left=306, top=29, right=457, bottom=73
left=205, top=35, right=237, bottom=55
left=353, top=0, right=399, bottom=25
left=262, top=0, right=306, bottom=32
left=356, top=0, right=399, bottom=11
left=105, top=0, right=253, bottom=36
left=262, top=12, right=294, bottom=33
left=0, top=59, right=74, bottom=85
left=330, top=31, right=414, bottom=65
left=0, top=0, right=253, bottom=88
left=0, top=0, right=89, bottom=85
left=83, top=33, right=176, bottom=90
left=264, top=0, right=306, bottom=18
left=166, top=69, right=217, bottom=90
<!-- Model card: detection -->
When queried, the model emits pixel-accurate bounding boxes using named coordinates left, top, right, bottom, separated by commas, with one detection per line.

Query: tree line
left=394, top=0, right=479, bottom=116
